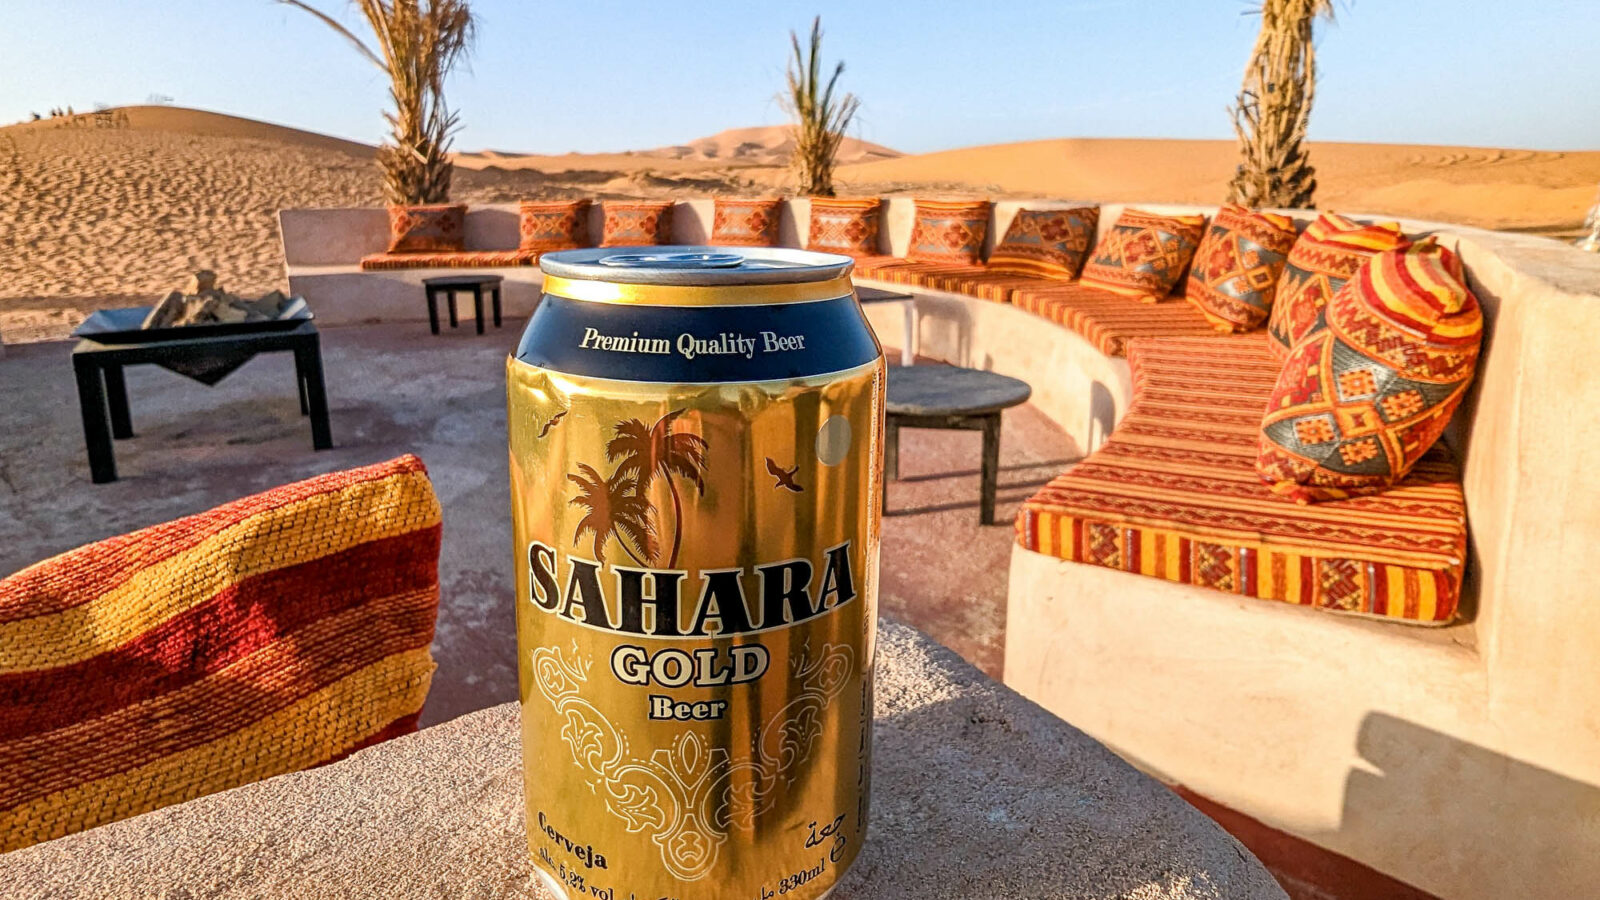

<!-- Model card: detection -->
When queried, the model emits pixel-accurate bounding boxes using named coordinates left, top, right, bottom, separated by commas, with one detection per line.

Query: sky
left=3, top=0, right=1599, bottom=154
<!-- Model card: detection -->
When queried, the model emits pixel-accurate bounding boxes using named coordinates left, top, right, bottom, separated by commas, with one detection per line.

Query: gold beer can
left=507, top=247, right=884, bottom=900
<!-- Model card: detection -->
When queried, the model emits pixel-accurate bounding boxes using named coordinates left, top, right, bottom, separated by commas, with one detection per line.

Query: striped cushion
left=1265, top=212, right=1407, bottom=360
left=387, top=204, right=466, bottom=253
left=1185, top=204, right=1298, bottom=333
left=518, top=199, right=591, bottom=251
left=1258, top=239, right=1483, bottom=502
left=0, top=455, right=442, bottom=851
left=1011, top=283, right=1221, bottom=356
left=711, top=198, right=782, bottom=247
left=1015, top=335, right=1466, bottom=624
left=1079, top=209, right=1207, bottom=302
left=988, top=206, right=1099, bottom=280
left=854, top=260, right=1045, bottom=303
left=907, top=199, right=991, bottom=264
left=808, top=197, right=882, bottom=256
left=359, top=250, right=537, bottom=270
left=601, top=201, right=674, bottom=247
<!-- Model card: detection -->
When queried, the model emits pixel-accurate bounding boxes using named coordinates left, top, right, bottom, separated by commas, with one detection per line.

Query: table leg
left=901, top=300, right=917, bottom=367
left=73, top=357, right=117, bottom=483
left=293, top=336, right=334, bottom=450
left=980, top=413, right=1001, bottom=526
left=448, top=291, right=459, bottom=329
left=885, top=418, right=900, bottom=481
left=473, top=285, right=485, bottom=335
left=492, top=286, right=503, bottom=328
left=297, top=368, right=310, bottom=416
left=103, top=364, right=134, bottom=439
left=426, top=288, right=441, bottom=335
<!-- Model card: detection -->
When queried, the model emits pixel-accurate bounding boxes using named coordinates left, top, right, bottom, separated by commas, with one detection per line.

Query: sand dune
left=2, top=105, right=1595, bottom=344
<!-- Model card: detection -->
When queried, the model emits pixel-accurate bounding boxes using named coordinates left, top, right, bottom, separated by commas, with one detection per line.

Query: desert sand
left=2, top=105, right=1596, bottom=343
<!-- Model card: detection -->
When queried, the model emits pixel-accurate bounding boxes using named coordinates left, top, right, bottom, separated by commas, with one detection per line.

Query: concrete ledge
left=0, top=622, right=1283, bottom=900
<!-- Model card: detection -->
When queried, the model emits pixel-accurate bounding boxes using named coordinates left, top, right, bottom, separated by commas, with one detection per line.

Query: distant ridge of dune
left=3, top=106, right=1596, bottom=345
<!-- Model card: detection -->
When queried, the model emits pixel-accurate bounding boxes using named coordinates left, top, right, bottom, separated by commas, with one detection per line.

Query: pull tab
left=597, top=251, right=745, bottom=269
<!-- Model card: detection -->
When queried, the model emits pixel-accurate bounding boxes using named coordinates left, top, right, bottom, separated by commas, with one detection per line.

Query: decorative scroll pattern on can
left=508, top=247, right=884, bottom=900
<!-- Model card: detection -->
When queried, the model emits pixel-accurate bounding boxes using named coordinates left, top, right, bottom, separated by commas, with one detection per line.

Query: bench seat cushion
left=1015, top=334, right=1467, bottom=624
left=1011, top=283, right=1221, bottom=357
left=852, top=258, right=1054, bottom=302
left=359, top=250, right=538, bottom=271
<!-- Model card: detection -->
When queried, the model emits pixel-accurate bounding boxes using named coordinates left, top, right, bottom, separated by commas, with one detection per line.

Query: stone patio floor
left=0, top=321, right=1076, bottom=726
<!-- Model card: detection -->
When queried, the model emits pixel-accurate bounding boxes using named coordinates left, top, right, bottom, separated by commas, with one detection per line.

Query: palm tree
left=1227, top=0, right=1335, bottom=209
left=278, top=0, right=476, bottom=204
left=782, top=16, right=860, bottom=197
left=607, top=411, right=709, bottom=568
left=568, top=464, right=656, bottom=567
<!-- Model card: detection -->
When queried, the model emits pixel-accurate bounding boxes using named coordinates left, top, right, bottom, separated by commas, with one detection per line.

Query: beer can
left=507, top=247, right=884, bottom=900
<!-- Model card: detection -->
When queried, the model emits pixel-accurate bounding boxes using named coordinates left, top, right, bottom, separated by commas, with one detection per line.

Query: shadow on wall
left=917, top=300, right=973, bottom=368
left=1088, top=380, right=1117, bottom=453
left=1332, top=712, right=1600, bottom=898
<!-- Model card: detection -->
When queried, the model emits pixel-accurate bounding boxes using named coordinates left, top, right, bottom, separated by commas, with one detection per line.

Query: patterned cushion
left=0, top=456, right=441, bottom=852
left=1011, top=282, right=1220, bottom=356
left=360, top=250, right=538, bottom=270
left=711, top=197, right=782, bottom=247
left=518, top=199, right=591, bottom=251
left=1079, top=209, right=1207, bottom=302
left=387, top=204, right=466, bottom=253
left=1257, top=239, right=1482, bottom=503
left=907, top=199, right=991, bottom=264
left=854, top=259, right=1043, bottom=302
left=987, top=206, right=1099, bottom=280
left=1265, top=212, right=1407, bottom=360
left=601, top=201, right=674, bottom=247
left=1016, top=335, right=1466, bottom=624
left=808, top=197, right=882, bottom=256
left=1185, top=204, right=1299, bottom=332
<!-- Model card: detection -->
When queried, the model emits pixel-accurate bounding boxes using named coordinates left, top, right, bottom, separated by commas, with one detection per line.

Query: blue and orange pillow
left=518, top=199, right=591, bottom=252
left=601, top=201, right=674, bottom=247
left=1185, top=204, right=1299, bottom=332
left=907, top=199, right=991, bottom=264
left=1258, top=238, right=1482, bottom=502
left=807, top=197, right=882, bottom=257
left=711, top=198, right=782, bottom=247
left=987, top=206, right=1099, bottom=280
left=1079, top=209, right=1207, bottom=302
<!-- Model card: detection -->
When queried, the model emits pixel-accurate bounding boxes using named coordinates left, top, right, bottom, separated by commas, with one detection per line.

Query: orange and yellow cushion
left=808, top=197, right=882, bottom=256
left=907, top=199, right=991, bottom=264
left=987, top=206, right=1100, bottom=280
left=1257, top=239, right=1482, bottom=503
left=387, top=203, right=466, bottom=253
left=1016, top=334, right=1466, bottom=624
left=519, top=198, right=591, bottom=251
left=711, top=197, right=782, bottom=247
left=1185, top=204, right=1299, bottom=332
left=1079, top=209, right=1207, bottom=302
left=1265, top=212, right=1407, bottom=360
left=601, top=201, right=674, bottom=247
left=1011, top=282, right=1220, bottom=356
left=359, top=249, right=537, bottom=270
left=0, top=455, right=442, bottom=852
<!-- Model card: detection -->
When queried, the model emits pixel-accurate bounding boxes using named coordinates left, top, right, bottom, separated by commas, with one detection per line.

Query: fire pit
left=69, top=281, right=331, bottom=483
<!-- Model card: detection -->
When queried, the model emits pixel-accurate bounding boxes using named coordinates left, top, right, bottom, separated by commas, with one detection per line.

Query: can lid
left=539, top=246, right=854, bottom=286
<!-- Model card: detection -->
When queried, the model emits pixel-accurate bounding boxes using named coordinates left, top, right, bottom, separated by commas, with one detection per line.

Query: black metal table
left=71, top=320, right=332, bottom=483
left=885, top=364, right=1032, bottom=525
left=423, top=275, right=503, bottom=335
left=856, top=285, right=917, bottom=366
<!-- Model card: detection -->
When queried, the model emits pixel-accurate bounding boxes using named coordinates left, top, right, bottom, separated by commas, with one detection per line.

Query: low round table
left=422, top=275, right=503, bottom=336
left=885, top=364, right=1032, bottom=525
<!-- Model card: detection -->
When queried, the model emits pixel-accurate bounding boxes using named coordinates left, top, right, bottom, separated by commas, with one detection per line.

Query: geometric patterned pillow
left=987, top=206, right=1100, bottom=280
left=518, top=199, right=591, bottom=252
left=907, top=199, right=991, bottom=264
left=1078, top=208, right=1207, bottom=302
left=387, top=203, right=466, bottom=253
left=601, top=201, right=675, bottom=247
left=0, top=455, right=441, bottom=852
left=711, top=197, right=782, bottom=247
left=1265, top=212, right=1407, bottom=360
left=1185, top=204, right=1299, bottom=332
left=807, top=197, right=882, bottom=257
left=1257, top=238, right=1483, bottom=503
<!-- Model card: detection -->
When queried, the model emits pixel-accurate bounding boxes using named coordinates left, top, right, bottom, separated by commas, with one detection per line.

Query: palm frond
left=780, top=16, right=859, bottom=197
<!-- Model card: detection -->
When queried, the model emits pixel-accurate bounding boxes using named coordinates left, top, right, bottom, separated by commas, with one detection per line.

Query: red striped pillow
left=0, top=455, right=442, bottom=852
